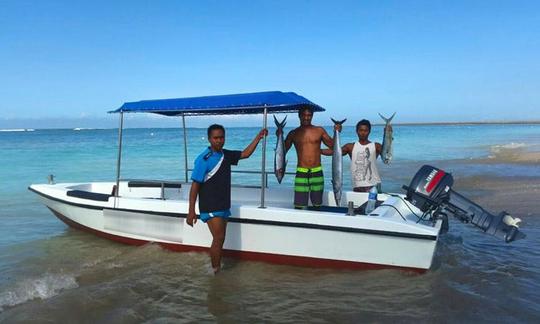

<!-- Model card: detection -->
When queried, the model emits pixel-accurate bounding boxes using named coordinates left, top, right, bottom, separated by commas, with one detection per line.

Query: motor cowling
left=403, top=165, right=454, bottom=211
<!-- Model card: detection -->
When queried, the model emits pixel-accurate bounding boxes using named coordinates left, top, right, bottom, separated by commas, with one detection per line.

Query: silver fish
left=378, top=112, right=396, bottom=164
left=331, top=118, right=346, bottom=206
left=273, top=115, right=287, bottom=184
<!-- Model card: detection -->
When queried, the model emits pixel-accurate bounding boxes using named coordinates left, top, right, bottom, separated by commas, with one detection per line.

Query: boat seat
left=307, top=206, right=349, bottom=214
left=127, top=181, right=182, bottom=188
left=67, top=190, right=112, bottom=202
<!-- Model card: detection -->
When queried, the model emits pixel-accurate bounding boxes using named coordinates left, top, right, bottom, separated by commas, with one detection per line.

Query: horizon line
left=2, top=120, right=540, bottom=131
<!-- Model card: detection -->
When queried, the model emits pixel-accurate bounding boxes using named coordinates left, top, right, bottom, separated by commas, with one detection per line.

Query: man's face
left=208, top=129, right=225, bottom=151
left=357, top=125, right=370, bottom=141
left=299, top=109, right=313, bottom=126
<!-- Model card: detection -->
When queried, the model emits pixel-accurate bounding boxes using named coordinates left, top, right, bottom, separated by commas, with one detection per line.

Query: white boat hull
left=30, top=181, right=441, bottom=271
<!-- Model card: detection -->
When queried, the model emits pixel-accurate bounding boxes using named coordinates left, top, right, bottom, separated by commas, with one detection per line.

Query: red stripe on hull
left=49, top=207, right=426, bottom=273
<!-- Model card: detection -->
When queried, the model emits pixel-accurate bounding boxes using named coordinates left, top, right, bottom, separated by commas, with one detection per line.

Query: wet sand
left=454, top=175, right=540, bottom=217
left=481, top=146, right=540, bottom=165
left=453, top=143, right=540, bottom=217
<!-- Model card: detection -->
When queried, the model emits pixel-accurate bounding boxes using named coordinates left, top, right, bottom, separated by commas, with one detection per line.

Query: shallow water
left=1, top=222, right=539, bottom=322
left=1, top=125, right=539, bottom=322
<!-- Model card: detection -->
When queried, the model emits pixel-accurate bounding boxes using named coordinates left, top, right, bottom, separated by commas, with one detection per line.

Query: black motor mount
left=403, top=165, right=525, bottom=243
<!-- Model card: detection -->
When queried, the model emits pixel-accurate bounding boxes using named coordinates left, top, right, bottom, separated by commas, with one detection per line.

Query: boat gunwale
left=29, top=186, right=438, bottom=241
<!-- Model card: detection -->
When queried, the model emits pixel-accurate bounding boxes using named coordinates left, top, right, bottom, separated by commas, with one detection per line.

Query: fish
left=273, top=115, right=287, bottom=184
left=378, top=112, right=396, bottom=164
left=331, top=118, right=347, bottom=206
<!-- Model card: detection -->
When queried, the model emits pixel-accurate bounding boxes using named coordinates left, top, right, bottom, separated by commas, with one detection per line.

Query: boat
left=29, top=91, right=524, bottom=272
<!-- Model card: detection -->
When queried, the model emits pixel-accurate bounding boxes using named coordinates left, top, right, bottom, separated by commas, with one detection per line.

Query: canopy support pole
left=182, top=113, right=188, bottom=182
left=114, top=112, right=124, bottom=208
left=259, top=107, right=268, bottom=208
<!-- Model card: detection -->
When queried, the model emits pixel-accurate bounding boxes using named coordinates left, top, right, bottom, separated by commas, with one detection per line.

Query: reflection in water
left=207, top=275, right=234, bottom=321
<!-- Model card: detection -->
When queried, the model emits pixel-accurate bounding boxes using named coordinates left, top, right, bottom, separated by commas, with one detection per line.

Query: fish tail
left=273, top=115, right=287, bottom=129
left=281, top=115, right=287, bottom=128
left=273, top=115, right=279, bottom=128
left=330, top=118, right=347, bottom=125
left=378, top=112, right=396, bottom=124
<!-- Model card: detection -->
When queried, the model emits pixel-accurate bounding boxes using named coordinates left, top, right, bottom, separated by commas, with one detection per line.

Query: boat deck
left=32, top=180, right=439, bottom=232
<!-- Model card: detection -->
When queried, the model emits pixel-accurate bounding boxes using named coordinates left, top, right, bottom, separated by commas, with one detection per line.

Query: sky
left=1, top=0, right=539, bottom=128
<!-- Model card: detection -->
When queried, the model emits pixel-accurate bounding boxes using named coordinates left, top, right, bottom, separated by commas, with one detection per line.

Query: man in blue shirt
left=187, top=124, right=267, bottom=274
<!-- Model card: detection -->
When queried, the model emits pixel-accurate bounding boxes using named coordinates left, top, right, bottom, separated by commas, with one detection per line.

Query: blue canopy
left=110, top=91, right=325, bottom=116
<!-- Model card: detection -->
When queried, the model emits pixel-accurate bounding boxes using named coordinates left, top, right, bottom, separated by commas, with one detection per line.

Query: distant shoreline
left=1, top=120, right=539, bottom=130
left=390, top=120, right=540, bottom=126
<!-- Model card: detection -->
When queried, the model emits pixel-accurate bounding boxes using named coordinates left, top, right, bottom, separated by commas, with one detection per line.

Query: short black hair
left=298, top=106, right=314, bottom=117
left=356, top=119, right=371, bottom=132
left=207, top=124, right=225, bottom=137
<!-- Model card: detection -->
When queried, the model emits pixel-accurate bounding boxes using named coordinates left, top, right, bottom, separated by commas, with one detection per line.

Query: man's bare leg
left=206, top=217, right=227, bottom=273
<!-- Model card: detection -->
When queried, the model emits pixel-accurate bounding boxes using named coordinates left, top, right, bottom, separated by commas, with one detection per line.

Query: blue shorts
left=199, top=210, right=231, bottom=223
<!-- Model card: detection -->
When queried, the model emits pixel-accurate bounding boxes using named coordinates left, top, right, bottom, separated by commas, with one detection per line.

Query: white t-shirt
left=350, top=142, right=381, bottom=188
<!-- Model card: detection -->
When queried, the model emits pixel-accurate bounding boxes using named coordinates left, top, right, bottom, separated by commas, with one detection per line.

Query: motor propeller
left=402, top=165, right=525, bottom=243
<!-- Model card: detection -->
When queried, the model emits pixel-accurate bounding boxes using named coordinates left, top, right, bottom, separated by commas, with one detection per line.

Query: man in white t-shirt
left=325, top=119, right=386, bottom=192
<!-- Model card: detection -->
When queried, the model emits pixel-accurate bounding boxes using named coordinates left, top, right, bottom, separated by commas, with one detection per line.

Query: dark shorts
left=294, top=166, right=324, bottom=208
left=353, top=183, right=381, bottom=193
left=353, top=186, right=372, bottom=193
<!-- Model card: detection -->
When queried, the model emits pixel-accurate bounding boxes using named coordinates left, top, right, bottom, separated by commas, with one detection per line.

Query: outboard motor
left=403, top=165, right=525, bottom=243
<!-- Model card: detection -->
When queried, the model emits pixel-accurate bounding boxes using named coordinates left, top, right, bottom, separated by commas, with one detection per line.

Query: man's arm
left=321, top=143, right=350, bottom=156
left=321, top=123, right=342, bottom=149
left=342, top=143, right=353, bottom=158
left=321, top=128, right=334, bottom=148
left=321, top=148, right=333, bottom=156
left=187, top=182, right=200, bottom=226
left=240, top=129, right=268, bottom=159
left=284, top=130, right=295, bottom=153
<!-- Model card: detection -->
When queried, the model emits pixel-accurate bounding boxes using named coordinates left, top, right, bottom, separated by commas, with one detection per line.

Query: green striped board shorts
left=294, top=166, right=324, bottom=208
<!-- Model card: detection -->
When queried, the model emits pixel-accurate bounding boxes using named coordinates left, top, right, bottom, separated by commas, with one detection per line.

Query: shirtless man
left=277, top=106, right=338, bottom=209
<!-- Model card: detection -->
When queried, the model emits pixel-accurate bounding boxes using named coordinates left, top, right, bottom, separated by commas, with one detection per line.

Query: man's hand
left=187, top=210, right=198, bottom=227
left=334, top=123, right=342, bottom=132
left=241, top=128, right=269, bottom=159
left=258, top=128, right=268, bottom=140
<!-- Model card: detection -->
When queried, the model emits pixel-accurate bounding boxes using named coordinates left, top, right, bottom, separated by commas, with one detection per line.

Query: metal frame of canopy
left=110, top=91, right=325, bottom=208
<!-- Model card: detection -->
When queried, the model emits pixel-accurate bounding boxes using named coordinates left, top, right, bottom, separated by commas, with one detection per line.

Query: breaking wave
left=0, top=273, right=78, bottom=311
left=0, top=128, right=34, bottom=132
left=484, top=142, right=540, bottom=164
left=490, top=142, right=527, bottom=152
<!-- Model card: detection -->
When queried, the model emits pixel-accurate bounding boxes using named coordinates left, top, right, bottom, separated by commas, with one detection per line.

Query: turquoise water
left=4, top=123, right=540, bottom=181
left=1, top=124, right=539, bottom=247
left=1, top=124, right=539, bottom=321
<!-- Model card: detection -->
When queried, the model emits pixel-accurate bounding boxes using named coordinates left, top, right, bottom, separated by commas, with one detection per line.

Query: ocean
left=1, top=124, right=539, bottom=322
